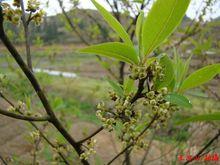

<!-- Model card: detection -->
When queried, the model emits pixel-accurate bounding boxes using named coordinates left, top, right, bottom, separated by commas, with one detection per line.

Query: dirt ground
left=1, top=113, right=220, bottom=165
left=0, top=117, right=178, bottom=165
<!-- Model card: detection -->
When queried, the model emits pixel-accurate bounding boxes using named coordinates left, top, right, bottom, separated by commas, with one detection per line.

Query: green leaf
left=136, top=11, right=144, bottom=57
left=91, top=0, right=133, bottom=46
left=165, top=93, right=192, bottom=108
left=79, top=42, right=139, bottom=65
left=173, top=49, right=192, bottom=91
left=106, top=79, right=124, bottom=96
left=142, top=0, right=190, bottom=56
left=97, top=60, right=111, bottom=70
left=167, top=78, right=175, bottom=92
left=177, top=113, right=220, bottom=125
left=133, top=0, right=144, bottom=3
left=180, top=64, right=220, bottom=92
left=123, top=78, right=135, bottom=95
left=155, top=54, right=174, bottom=89
left=146, top=57, right=157, bottom=67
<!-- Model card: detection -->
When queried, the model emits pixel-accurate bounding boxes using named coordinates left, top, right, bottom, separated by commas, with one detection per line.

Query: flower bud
left=160, top=87, right=168, bottom=95
left=125, top=109, right=132, bottom=117
left=164, top=102, right=170, bottom=109
left=149, top=99, right=157, bottom=106
left=146, top=91, right=155, bottom=99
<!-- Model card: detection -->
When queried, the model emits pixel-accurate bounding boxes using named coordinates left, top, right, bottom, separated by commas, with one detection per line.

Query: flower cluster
left=129, top=65, right=149, bottom=80
left=7, top=106, right=16, bottom=113
left=31, top=9, right=45, bottom=25
left=80, top=139, right=97, bottom=160
left=26, top=0, right=45, bottom=25
left=12, top=0, right=21, bottom=8
left=52, top=141, right=71, bottom=162
left=129, top=60, right=164, bottom=80
left=27, top=0, right=40, bottom=12
left=2, top=3, right=22, bottom=25
left=6, top=101, right=25, bottom=112
left=1, top=0, right=45, bottom=25
left=149, top=61, right=164, bottom=81
left=97, top=92, right=148, bottom=148
left=95, top=59, right=180, bottom=149
left=30, top=130, right=40, bottom=141
left=143, top=88, right=178, bottom=127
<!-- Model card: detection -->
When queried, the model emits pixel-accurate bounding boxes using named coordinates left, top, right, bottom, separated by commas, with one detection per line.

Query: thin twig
left=0, top=91, right=14, bottom=106
left=30, top=123, right=71, bottom=165
left=20, top=0, right=32, bottom=71
left=184, top=130, right=220, bottom=165
left=0, top=108, right=50, bottom=122
left=0, top=154, right=7, bottom=165
left=131, top=78, right=146, bottom=103
left=32, top=130, right=42, bottom=165
left=107, top=114, right=158, bottom=165
left=57, top=0, right=89, bottom=45
left=77, top=126, right=104, bottom=144
left=140, top=132, right=155, bottom=165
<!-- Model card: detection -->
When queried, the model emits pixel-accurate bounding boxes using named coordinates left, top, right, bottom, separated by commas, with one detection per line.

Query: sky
left=2, top=0, right=220, bottom=21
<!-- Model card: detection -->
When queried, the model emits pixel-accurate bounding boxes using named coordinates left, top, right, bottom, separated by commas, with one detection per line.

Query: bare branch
left=0, top=107, right=50, bottom=122
left=57, top=0, right=89, bottom=45
left=184, top=130, right=220, bottom=165
left=0, top=154, right=7, bottom=165
left=140, top=132, right=155, bottom=165
left=77, top=126, right=104, bottom=144
left=131, top=78, right=147, bottom=103
left=20, top=0, right=32, bottom=71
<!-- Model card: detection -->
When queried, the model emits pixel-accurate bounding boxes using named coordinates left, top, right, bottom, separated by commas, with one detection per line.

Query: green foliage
left=106, top=79, right=124, bottom=97
left=91, top=0, right=133, bottom=46
left=82, top=0, right=191, bottom=66
left=146, top=57, right=157, bottom=67
left=177, top=113, right=220, bottom=125
left=191, top=37, right=213, bottom=55
left=136, top=11, right=144, bottom=57
left=165, top=93, right=192, bottom=108
left=180, top=64, right=220, bottom=92
left=79, top=42, right=139, bottom=64
left=172, top=51, right=191, bottom=91
left=155, top=54, right=174, bottom=89
left=142, top=0, right=190, bottom=56
left=123, top=78, right=135, bottom=95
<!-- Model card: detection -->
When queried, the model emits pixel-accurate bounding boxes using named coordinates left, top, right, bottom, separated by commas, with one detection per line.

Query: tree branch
left=20, top=0, right=32, bottom=71
left=0, top=7, right=88, bottom=165
left=140, top=132, right=155, bottom=165
left=77, top=126, right=104, bottom=144
left=131, top=78, right=146, bottom=104
left=184, top=130, right=220, bottom=165
left=0, top=154, right=7, bottom=165
left=57, top=0, right=89, bottom=45
left=107, top=114, right=158, bottom=165
left=31, top=123, right=71, bottom=165
left=0, top=107, right=50, bottom=122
